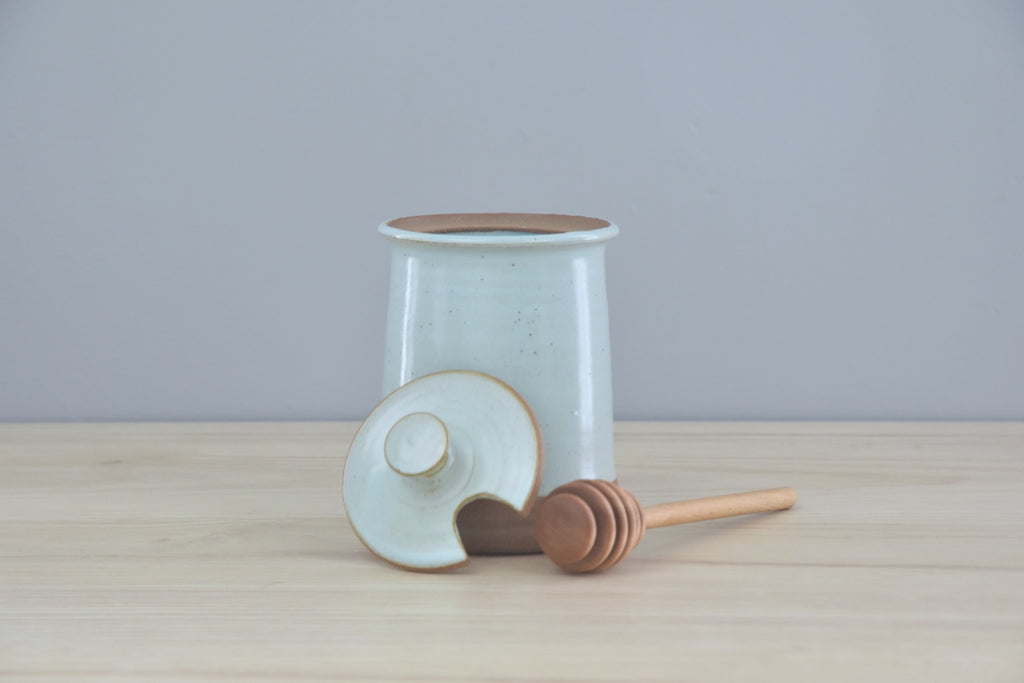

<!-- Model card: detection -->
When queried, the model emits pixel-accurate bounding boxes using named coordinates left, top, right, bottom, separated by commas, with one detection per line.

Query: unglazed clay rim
left=379, top=213, right=619, bottom=247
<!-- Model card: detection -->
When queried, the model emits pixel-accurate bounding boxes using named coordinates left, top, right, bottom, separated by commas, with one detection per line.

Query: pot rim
left=379, top=213, right=619, bottom=246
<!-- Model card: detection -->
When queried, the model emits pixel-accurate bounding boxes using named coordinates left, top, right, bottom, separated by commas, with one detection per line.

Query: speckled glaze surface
left=379, top=214, right=619, bottom=552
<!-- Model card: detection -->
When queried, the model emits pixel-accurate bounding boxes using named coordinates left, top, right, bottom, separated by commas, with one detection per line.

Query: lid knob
left=384, top=412, right=449, bottom=478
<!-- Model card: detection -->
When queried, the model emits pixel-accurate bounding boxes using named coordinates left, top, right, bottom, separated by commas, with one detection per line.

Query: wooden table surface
left=2, top=422, right=1022, bottom=681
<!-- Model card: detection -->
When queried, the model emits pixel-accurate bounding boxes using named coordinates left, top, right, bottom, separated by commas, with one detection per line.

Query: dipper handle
left=643, top=487, right=797, bottom=529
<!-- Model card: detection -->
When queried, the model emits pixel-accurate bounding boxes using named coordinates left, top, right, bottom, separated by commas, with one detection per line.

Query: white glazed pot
left=378, top=213, right=618, bottom=554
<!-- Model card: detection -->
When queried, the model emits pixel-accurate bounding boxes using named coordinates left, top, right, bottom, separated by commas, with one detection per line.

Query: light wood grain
left=2, top=422, right=1022, bottom=681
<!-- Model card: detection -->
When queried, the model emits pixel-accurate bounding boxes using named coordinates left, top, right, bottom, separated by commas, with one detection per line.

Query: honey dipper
left=533, top=480, right=796, bottom=573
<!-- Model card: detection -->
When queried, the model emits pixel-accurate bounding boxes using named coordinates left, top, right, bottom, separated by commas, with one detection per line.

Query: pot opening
left=387, top=213, right=611, bottom=235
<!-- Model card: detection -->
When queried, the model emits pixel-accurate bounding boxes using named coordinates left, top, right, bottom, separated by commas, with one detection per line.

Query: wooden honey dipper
left=533, top=480, right=797, bottom=573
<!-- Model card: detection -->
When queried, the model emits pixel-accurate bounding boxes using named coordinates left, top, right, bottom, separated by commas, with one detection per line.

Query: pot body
left=379, top=213, right=618, bottom=553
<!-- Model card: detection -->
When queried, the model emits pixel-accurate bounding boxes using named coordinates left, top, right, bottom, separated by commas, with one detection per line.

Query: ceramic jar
left=378, top=213, right=618, bottom=554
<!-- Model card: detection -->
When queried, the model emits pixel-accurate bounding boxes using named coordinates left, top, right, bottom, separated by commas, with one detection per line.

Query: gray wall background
left=2, top=1, right=1022, bottom=422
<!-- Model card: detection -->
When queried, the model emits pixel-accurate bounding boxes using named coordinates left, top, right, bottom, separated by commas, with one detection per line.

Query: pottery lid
left=342, top=370, right=543, bottom=571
